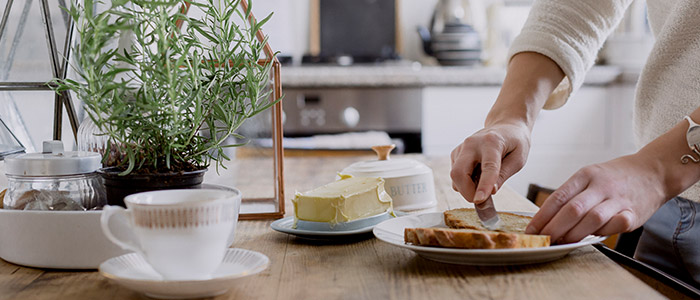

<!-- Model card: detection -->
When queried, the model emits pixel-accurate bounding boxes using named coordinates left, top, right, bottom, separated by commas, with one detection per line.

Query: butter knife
left=471, top=163, right=501, bottom=231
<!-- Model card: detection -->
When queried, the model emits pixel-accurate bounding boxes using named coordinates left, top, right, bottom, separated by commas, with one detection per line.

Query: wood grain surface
left=0, top=155, right=664, bottom=300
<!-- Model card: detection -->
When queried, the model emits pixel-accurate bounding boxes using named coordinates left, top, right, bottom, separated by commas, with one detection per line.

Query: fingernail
left=525, top=225, right=535, bottom=234
left=474, top=191, right=485, bottom=202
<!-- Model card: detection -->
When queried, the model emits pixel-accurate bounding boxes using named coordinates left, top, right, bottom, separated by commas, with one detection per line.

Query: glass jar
left=77, top=115, right=108, bottom=155
left=3, top=141, right=106, bottom=210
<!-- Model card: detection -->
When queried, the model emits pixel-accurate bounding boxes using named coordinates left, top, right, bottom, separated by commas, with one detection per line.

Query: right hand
left=450, top=121, right=532, bottom=204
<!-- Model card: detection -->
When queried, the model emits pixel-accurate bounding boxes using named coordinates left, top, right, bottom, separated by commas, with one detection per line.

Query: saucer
left=270, top=211, right=395, bottom=239
left=99, top=248, right=269, bottom=299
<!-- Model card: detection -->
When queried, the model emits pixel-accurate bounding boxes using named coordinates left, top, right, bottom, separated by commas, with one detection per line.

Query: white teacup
left=100, top=188, right=241, bottom=280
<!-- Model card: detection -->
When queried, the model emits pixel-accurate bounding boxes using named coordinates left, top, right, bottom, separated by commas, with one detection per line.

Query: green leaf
left=111, top=0, right=129, bottom=8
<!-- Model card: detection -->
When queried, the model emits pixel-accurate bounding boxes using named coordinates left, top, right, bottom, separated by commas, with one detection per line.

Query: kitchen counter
left=0, top=155, right=664, bottom=299
left=281, top=64, right=623, bottom=88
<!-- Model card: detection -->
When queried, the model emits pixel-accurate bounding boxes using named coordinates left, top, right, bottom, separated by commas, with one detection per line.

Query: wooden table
left=0, top=155, right=664, bottom=299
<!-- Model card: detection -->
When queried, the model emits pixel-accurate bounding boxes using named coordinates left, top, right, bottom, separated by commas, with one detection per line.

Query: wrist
left=484, top=109, right=531, bottom=129
left=637, top=115, right=700, bottom=199
left=485, top=52, right=564, bottom=130
left=632, top=150, right=672, bottom=200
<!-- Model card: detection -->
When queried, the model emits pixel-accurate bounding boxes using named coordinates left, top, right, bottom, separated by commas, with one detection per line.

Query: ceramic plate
left=99, top=248, right=269, bottom=299
left=373, top=212, right=606, bottom=266
left=270, top=211, right=395, bottom=239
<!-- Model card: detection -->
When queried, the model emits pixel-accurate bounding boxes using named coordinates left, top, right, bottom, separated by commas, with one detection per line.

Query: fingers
left=450, top=125, right=529, bottom=204
left=538, top=189, right=603, bottom=242
left=595, top=209, right=636, bottom=237
left=559, top=197, right=621, bottom=243
left=526, top=170, right=590, bottom=234
left=450, top=148, right=479, bottom=202
left=496, top=149, right=526, bottom=191
left=473, top=151, right=502, bottom=204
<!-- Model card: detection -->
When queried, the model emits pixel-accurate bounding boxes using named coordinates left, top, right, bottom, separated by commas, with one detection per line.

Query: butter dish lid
left=341, top=145, right=432, bottom=178
left=5, top=141, right=102, bottom=176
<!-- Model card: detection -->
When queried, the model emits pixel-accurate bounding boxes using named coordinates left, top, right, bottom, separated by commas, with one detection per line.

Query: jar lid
left=5, top=141, right=102, bottom=176
left=340, top=145, right=432, bottom=178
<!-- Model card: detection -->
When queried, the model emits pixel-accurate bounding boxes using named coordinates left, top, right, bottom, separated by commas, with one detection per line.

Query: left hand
left=525, top=153, right=669, bottom=244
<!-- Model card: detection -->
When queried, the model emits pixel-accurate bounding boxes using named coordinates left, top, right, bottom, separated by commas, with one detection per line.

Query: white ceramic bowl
left=0, top=209, right=129, bottom=269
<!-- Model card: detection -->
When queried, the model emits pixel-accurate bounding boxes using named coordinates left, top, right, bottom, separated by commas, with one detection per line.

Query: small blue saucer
left=270, top=211, right=396, bottom=239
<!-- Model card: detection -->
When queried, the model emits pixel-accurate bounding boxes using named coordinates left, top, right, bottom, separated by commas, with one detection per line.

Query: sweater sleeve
left=507, top=0, right=634, bottom=109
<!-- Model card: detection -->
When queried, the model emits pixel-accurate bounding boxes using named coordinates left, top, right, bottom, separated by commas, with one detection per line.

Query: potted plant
left=54, top=0, right=279, bottom=206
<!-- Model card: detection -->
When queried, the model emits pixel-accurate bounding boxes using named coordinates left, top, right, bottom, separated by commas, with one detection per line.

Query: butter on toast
left=444, top=208, right=531, bottom=233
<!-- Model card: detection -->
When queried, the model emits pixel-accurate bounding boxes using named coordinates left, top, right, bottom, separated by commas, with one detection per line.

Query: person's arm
left=450, top=52, right=563, bottom=203
left=527, top=110, right=700, bottom=243
left=451, top=0, right=634, bottom=204
left=487, top=53, right=564, bottom=131
left=507, top=0, right=635, bottom=109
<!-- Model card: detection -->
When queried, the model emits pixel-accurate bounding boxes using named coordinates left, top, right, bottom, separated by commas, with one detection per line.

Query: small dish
left=271, top=211, right=394, bottom=239
left=99, top=248, right=269, bottom=299
left=373, top=212, right=607, bottom=266
left=0, top=209, right=129, bottom=269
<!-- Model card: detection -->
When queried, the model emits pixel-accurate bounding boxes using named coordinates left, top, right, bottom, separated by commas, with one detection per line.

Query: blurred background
left=0, top=0, right=654, bottom=196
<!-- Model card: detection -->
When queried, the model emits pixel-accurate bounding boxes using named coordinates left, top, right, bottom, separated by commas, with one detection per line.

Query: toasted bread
left=444, top=208, right=531, bottom=233
left=404, top=208, right=550, bottom=249
left=404, top=227, right=550, bottom=249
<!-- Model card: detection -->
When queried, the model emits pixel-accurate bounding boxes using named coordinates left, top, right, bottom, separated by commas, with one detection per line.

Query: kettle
left=417, top=0, right=483, bottom=66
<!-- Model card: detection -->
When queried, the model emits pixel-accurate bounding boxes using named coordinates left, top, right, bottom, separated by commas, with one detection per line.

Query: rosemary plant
left=54, top=0, right=277, bottom=175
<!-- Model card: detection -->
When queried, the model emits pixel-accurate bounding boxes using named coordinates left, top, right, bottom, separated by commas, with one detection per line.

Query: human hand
left=450, top=122, right=531, bottom=204
left=526, top=154, right=669, bottom=244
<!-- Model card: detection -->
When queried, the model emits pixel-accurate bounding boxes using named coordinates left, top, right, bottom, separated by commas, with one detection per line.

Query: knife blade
left=471, top=163, right=501, bottom=231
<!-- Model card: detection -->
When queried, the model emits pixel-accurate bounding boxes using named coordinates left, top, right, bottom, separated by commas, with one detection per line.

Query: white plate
left=373, top=212, right=606, bottom=266
left=99, top=248, right=269, bottom=299
left=270, top=212, right=395, bottom=239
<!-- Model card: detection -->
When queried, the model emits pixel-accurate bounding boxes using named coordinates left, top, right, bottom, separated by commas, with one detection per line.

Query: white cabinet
left=422, top=87, right=501, bottom=155
left=422, top=85, right=637, bottom=196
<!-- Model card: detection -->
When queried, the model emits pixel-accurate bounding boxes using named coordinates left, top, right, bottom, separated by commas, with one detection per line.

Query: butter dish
left=340, top=145, right=437, bottom=211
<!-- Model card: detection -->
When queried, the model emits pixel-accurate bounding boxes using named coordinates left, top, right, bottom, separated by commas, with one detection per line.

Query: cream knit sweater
left=508, top=0, right=700, bottom=201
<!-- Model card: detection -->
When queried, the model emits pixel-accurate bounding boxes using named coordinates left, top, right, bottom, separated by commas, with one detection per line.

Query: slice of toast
left=444, top=208, right=531, bottom=233
left=404, top=227, right=550, bottom=249
left=404, top=208, right=550, bottom=249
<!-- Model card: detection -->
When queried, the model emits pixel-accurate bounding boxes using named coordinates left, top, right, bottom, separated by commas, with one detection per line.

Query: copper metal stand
left=0, top=0, right=79, bottom=141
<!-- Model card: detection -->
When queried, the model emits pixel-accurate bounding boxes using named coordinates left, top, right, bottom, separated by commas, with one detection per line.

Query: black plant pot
left=98, top=167, right=207, bottom=207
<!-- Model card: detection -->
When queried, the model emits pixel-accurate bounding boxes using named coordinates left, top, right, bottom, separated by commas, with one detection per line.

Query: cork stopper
left=371, top=144, right=395, bottom=161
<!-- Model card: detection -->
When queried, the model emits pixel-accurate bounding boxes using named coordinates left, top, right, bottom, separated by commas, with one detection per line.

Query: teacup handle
left=101, top=205, right=141, bottom=253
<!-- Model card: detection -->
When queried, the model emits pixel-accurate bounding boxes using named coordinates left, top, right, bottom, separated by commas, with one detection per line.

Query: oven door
left=280, top=88, right=422, bottom=153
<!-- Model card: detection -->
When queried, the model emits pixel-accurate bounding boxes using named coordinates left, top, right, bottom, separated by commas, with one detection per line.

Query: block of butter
left=293, top=175, right=393, bottom=225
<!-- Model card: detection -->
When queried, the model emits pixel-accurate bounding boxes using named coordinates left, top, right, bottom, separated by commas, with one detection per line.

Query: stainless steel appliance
left=417, top=0, right=483, bottom=66
left=281, top=88, right=422, bottom=153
